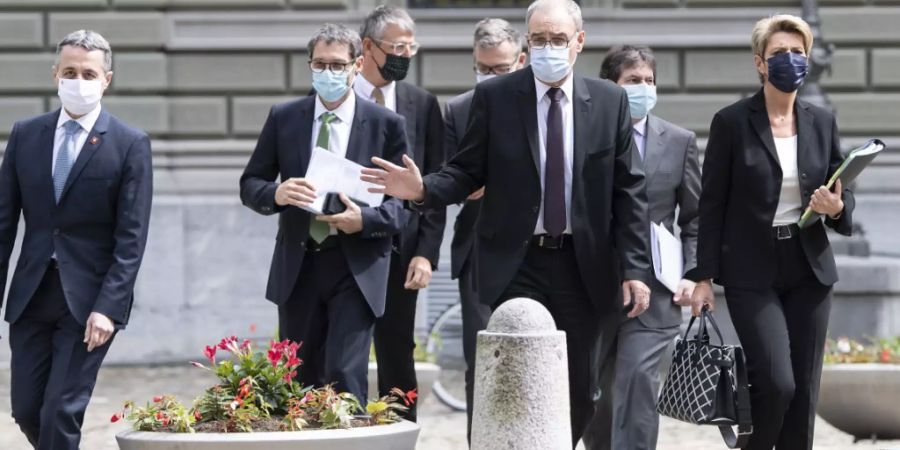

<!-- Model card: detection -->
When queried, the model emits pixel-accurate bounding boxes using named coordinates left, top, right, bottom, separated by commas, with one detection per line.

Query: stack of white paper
left=650, top=222, right=684, bottom=294
left=301, top=147, right=385, bottom=215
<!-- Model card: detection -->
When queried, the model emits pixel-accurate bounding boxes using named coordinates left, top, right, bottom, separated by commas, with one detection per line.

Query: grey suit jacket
left=639, top=114, right=701, bottom=329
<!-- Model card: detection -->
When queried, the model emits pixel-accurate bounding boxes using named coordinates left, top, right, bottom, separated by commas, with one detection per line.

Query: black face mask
left=374, top=45, right=411, bottom=82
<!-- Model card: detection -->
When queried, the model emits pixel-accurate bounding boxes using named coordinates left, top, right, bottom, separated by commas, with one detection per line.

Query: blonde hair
left=751, top=14, right=813, bottom=57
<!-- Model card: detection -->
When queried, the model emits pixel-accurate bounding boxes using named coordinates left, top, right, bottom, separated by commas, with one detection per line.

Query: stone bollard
left=470, top=298, right=570, bottom=450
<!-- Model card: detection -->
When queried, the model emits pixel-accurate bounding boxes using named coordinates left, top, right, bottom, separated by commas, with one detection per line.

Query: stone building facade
left=0, top=0, right=898, bottom=364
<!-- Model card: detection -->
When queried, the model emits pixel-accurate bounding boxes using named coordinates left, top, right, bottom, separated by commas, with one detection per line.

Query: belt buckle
left=539, top=234, right=563, bottom=250
left=776, top=225, right=793, bottom=240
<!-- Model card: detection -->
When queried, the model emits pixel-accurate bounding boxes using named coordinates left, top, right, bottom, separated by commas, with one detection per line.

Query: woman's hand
left=809, top=178, right=844, bottom=218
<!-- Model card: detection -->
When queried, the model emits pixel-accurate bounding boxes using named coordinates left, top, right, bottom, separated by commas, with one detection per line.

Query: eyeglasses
left=309, top=60, right=354, bottom=74
left=474, top=64, right=515, bottom=76
left=375, top=39, right=420, bottom=56
left=528, top=33, right=575, bottom=51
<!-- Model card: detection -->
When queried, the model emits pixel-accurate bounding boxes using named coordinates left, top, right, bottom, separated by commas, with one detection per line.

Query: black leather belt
left=531, top=234, right=571, bottom=250
left=773, top=223, right=800, bottom=240
left=306, top=236, right=339, bottom=252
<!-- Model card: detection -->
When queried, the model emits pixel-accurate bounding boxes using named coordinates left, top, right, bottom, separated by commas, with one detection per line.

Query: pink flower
left=287, top=355, right=302, bottom=368
left=268, top=349, right=281, bottom=367
left=240, top=339, right=251, bottom=350
left=249, top=324, right=257, bottom=333
left=190, top=361, right=206, bottom=369
left=153, top=395, right=164, bottom=403
left=283, top=370, right=297, bottom=383
left=194, top=410, right=202, bottom=421
left=204, top=345, right=216, bottom=363
left=110, top=412, right=123, bottom=423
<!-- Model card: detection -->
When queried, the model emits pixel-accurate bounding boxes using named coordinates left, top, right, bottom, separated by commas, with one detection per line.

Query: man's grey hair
left=359, top=5, right=416, bottom=41
left=474, top=18, right=526, bottom=54
left=307, top=23, right=363, bottom=60
left=526, top=0, right=583, bottom=32
left=55, top=30, right=112, bottom=72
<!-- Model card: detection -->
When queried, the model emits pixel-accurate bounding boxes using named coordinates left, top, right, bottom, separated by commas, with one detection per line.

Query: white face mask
left=58, top=78, right=103, bottom=116
left=475, top=73, right=496, bottom=84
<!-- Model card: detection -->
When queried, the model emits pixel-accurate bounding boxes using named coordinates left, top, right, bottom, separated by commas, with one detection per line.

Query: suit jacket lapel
left=60, top=109, right=109, bottom=201
left=748, top=90, right=780, bottom=169
left=40, top=111, right=60, bottom=205
left=643, top=115, right=666, bottom=177
left=795, top=99, right=815, bottom=185
left=395, top=83, right=417, bottom=160
left=346, top=101, right=369, bottom=165
left=572, top=75, right=592, bottom=187
left=516, top=67, right=540, bottom=176
left=294, top=99, right=314, bottom=177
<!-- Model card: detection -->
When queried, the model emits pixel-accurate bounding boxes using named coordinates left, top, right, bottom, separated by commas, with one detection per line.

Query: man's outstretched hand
left=361, top=154, right=426, bottom=202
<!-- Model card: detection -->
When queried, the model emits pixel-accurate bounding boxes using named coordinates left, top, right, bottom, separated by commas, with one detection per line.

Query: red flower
left=110, top=412, right=123, bottom=423
left=267, top=349, right=281, bottom=367
left=153, top=395, right=164, bottom=403
left=404, top=389, right=418, bottom=406
left=240, top=339, right=251, bottom=350
left=204, top=345, right=216, bottom=363
left=881, top=349, right=892, bottom=363
left=283, top=370, right=297, bottom=383
left=156, top=411, right=164, bottom=420
left=287, top=355, right=302, bottom=368
left=194, top=410, right=202, bottom=421
left=218, top=338, right=229, bottom=351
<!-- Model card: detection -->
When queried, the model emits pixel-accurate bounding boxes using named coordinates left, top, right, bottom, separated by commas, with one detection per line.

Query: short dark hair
left=599, top=45, right=657, bottom=84
left=307, top=23, right=362, bottom=60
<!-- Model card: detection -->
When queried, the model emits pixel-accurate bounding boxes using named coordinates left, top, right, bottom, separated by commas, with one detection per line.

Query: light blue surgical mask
left=622, top=83, right=657, bottom=120
left=476, top=73, right=496, bottom=84
left=313, top=69, right=352, bottom=103
left=530, top=46, right=571, bottom=84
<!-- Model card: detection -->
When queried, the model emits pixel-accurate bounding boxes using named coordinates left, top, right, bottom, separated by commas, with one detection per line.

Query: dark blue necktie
left=544, top=87, right=566, bottom=237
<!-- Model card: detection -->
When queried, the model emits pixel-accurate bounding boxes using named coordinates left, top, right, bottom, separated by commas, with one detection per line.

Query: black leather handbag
left=657, top=307, right=753, bottom=448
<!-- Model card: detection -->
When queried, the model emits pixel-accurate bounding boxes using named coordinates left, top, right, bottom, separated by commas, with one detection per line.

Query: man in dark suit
left=0, top=30, right=153, bottom=450
left=355, top=5, right=446, bottom=421
left=443, top=17, right=527, bottom=438
left=363, top=1, right=653, bottom=443
left=239, top=24, right=408, bottom=404
left=584, top=45, right=701, bottom=450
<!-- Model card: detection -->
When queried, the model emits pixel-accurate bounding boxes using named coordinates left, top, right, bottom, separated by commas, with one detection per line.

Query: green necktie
left=310, top=112, right=338, bottom=243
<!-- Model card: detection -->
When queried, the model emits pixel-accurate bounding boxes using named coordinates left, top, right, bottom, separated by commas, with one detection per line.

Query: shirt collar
left=314, top=90, right=356, bottom=124
left=632, top=116, right=648, bottom=137
left=354, top=73, right=395, bottom=102
left=534, top=73, right=574, bottom=103
left=57, top=103, right=102, bottom=133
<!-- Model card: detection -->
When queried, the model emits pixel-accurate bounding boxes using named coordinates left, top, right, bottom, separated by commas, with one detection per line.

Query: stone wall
left=1, top=1, right=899, bottom=365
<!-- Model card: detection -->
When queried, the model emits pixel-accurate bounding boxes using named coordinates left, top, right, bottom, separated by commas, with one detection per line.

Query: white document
left=650, top=222, right=684, bottom=294
left=301, top=146, right=384, bottom=215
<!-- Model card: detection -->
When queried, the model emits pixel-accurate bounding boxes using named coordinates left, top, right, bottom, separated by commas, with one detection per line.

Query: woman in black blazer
left=689, top=14, right=854, bottom=450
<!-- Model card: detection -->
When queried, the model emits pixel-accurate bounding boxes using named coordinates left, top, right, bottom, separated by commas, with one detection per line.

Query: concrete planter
left=817, top=364, right=900, bottom=440
left=367, top=362, right=440, bottom=402
left=116, top=419, right=419, bottom=450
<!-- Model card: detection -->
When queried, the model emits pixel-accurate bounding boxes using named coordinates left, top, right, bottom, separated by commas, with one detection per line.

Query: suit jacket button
left=801, top=172, right=807, bottom=179
left=803, top=190, right=810, bottom=196
left=300, top=242, right=306, bottom=249
left=53, top=229, right=60, bottom=236
left=523, top=240, right=529, bottom=247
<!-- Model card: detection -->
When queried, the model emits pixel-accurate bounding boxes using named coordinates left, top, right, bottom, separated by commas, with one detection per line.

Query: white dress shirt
left=311, top=91, right=356, bottom=159
left=632, top=116, right=648, bottom=160
left=353, top=74, right=397, bottom=112
left=534, top=75, right=575, bottom=235
left=53, top=104, right=102, bottom=175
left=773, top=135, right=802, bottom=226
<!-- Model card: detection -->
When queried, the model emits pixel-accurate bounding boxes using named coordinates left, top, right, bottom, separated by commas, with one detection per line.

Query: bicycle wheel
left=426, top=302, right=468, bottom=411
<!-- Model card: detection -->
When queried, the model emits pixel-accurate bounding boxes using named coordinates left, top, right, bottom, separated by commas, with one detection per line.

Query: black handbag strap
left=718, top=346, right=753, bottom=448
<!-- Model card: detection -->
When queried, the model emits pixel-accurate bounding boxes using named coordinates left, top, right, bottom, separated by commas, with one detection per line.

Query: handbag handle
left=681, top=306, right=725, bottom=346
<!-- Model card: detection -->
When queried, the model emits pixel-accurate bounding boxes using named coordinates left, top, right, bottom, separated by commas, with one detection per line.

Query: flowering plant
left=114, top=336, right=416, bottom=433
left=824, top=336, right=900, bottom=364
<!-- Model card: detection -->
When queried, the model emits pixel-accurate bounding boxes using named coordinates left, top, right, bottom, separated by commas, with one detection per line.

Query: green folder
left=797, top=138, right=885, bottom=229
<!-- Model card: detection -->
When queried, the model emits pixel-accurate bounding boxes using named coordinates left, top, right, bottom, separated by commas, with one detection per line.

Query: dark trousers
left=582, top=318, right=680, bottom=450
left=499, top=243, right=623, bottom=448
left=373, top=254, right=420, bottom=420
left=10, top=263, right=114, bottom=450
left=460, top=257, right=491, bottom=442
left=279, top=246, right=375, bottom=404
left=724, top=234, right=832, bottom=450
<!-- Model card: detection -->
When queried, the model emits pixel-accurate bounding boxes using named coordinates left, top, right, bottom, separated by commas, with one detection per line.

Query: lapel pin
left=90, top=136, right=100, bottom=145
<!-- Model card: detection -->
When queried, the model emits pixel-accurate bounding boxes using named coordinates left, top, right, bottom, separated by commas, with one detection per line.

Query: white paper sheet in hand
left=650, top=222, right=684, bottom=294
left=301, top=147, right=384, bottom=215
